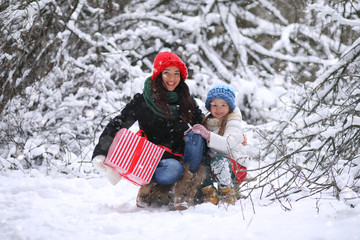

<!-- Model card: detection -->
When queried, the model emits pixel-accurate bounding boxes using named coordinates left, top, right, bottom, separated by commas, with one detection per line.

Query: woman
left=92, top=52, right=205, bottom=210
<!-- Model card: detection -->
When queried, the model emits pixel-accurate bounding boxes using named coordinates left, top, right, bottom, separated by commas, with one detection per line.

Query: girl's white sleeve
left=207, top=120, right=244, bottom=155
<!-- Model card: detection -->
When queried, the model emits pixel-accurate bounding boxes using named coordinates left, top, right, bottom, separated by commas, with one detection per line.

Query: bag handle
left=157, top=145, right=183, bottom=157
left=136, top=130, right=183, bottom=157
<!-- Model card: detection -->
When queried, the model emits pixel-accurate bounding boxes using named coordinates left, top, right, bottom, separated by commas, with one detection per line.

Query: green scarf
left=143, top=77, right=180, bottom=119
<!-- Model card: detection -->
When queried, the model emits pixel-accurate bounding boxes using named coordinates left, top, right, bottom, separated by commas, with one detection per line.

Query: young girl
left=190, top=85, right=247, bottom=205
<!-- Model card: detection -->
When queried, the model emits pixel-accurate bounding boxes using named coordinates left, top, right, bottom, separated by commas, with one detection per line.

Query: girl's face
left=210, top=98, right=230, bottom=119
left=161, top=66, right=181, bottom=91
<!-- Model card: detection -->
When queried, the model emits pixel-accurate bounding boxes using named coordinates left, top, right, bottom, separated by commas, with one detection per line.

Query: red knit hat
left=151, top=52, right=188, bottom=81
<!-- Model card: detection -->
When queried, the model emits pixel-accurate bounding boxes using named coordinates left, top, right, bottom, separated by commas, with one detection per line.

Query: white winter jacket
left=206, top=107, right=247, bottom=167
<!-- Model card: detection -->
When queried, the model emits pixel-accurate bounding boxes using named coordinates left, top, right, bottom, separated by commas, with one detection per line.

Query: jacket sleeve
left=92, top=94, right=140, bottom=159
left=207, top=120, right=245, bottom=156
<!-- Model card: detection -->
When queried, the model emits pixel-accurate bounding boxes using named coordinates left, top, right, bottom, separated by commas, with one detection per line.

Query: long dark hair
left=151, top=74, right=195, bottom=124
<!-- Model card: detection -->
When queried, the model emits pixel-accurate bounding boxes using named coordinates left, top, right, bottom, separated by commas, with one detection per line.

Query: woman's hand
left=93, top=155, right=122, bottom=185
left=93, top=155, right=107, bottom=172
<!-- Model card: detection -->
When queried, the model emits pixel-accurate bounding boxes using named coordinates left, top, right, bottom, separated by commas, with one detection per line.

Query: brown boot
left=136, top=182, right=156, bottom=208
left=219, top=186, right=237, bottom=205
left=169, top=166, right=193, bottom=211
left=202, top=186, right=219, bottom=205
left=136, top=181, right=172, bottom=208
left=170, top=164, right=207, bottom=211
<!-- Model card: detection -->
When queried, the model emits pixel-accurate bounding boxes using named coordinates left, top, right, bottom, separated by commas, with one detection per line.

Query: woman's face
left=210, top=98, right=230, bottom=119
left=161, top=66, right=181, bottom=91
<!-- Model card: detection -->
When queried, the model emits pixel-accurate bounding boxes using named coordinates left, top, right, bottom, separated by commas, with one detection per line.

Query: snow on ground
left=1, top=171, right=359, bottom=240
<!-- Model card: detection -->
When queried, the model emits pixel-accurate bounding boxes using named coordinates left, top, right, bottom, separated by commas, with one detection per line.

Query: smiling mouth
left=166, top=82, right=175, bottom=86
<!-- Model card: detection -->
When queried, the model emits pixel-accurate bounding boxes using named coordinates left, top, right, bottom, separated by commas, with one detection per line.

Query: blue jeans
left=183, top=130, right=205, bottom=173
left=153, top=131, right=205, bottom=184
left=153, top=158, right=183, bottom=185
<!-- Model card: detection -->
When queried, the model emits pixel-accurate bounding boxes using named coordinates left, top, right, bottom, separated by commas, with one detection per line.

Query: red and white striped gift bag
left=104, top=128, right=165, bottom=186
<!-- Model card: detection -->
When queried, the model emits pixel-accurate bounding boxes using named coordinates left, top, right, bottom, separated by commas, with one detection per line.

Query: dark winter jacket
left=92, top=93, right=204, bottom=160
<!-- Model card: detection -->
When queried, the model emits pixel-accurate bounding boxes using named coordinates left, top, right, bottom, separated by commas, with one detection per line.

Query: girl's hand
left=242, top=134, right=247, bottom=146
left=192, top=124, right=210, bottom=140
left=184, top=127, right=192, bottom=136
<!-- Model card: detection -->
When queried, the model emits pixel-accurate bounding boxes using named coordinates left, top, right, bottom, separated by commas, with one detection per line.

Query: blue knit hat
left=205, top=85, right=236, bottom=111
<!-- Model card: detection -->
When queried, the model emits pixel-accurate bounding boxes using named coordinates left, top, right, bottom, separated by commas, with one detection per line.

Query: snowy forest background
left=1, top=0, right=360, bottom=209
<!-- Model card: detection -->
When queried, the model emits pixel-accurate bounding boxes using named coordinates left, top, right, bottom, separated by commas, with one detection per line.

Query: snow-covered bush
left=248, top=1, right=360, bottom=205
